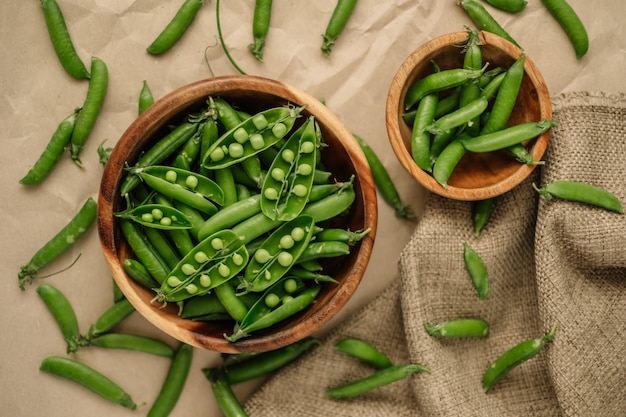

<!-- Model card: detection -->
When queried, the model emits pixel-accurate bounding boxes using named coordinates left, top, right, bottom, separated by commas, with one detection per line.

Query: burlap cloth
left=244, top=91, right=626, bottom=416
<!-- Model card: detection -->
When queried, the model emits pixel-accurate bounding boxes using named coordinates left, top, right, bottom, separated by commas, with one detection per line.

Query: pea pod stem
left=482, top=325, right=556, bottom=393
left=18, top=197, right=97, bottom=290
left=326, top=363, right=430, bottom=399
left=461, top=120, right=557, bottom=153
left=39, top=356, right=137, bottom=409
left=86, top=298, right=136, bottom=340
left=458, top=0, right=520, bottom=48
left=533, top=181, right=623, bottom=214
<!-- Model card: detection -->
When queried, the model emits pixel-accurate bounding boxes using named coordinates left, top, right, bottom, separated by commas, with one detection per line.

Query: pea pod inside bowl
left=98, top=75, right=377, bottom=353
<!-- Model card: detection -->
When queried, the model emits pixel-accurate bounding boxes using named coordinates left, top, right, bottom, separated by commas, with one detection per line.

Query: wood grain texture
left=98, top=75, right=377, bottom=353
left=386, top=31, right=552, bottom=201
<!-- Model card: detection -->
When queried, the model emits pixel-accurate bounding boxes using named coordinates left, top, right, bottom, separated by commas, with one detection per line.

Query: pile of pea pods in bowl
left=98, top=75, right=377, bottom=353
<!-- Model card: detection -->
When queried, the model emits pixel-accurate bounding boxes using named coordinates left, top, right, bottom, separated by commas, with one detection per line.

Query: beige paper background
left=1, top=1, right=624, bottom=416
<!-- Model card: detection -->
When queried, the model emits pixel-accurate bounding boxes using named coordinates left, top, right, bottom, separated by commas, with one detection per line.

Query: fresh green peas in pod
left=114, top=203, right=193, bottom=230
left=225, top=281, right=321, bottom=342
left=261, top=116, right=319, bottom=221
left=128, top=165, right=224, bottom=215
left=202, top=105, right=305, bottom=169
left=153, top=230, right=249, bottom=304
left=242, top=215, right=316, bottom=293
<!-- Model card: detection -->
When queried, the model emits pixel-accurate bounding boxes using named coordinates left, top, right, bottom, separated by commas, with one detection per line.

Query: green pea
left=165, top=170, right=177, bottom=183
left=152, top=208, right=164, bottom=220
left=264, top=187, right=279, bottom=200
left=463, top=243, right=489, bottom=300
left=218, top=264, right=231, bottom=277
left=271, top=167, right=286, bottom=181
left=291, top=227, right=305, bottom=241
left=424, top=318, right=489, bottom=338
left=194, top=251, right=210, bottom=263
left=297, top=163, right=312, bottom=176
left=233, top=127, right=249, bottom=143
left=250, top=133, right=265, bottom=150
left=279, top=235, right=295, bottom=249
left=142, top=213, right=155, bottom=223
left=283, top=278, right=298, bottom=294
left=228, top=142, right=245, bottom=158
left=292, top=184, right=308, bottom=197
left=265, top=293, right=280, bottom=308
left=199, top=274, right=212, bottom=287
left=181, top=263, right=196, bottom=275
left=159, top=217, right=172, bottom=227
left=168, top=276, right=182, bottom=287
left=252, top=114, right=268, bottom=129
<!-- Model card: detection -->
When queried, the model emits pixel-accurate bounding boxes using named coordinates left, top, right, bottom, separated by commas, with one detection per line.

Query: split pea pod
left=321, top=0, right=359, bottom=57
left=115, top=203, right=193, bottom=230
left=458, top=0, right=520, bottom=48
left=426, top=95, right=489, bottom=136
left=249, top=0, right=273, bottom=61
left=204, top=368, right=250, bottom=417
left=533, top=181, right=623, bottom=214
left=484, top=0, right=527, bottom=13
left=120, top=121, right=200, bottom=196
left=482, top=325, right=556, bottom=393
left=86, top=298, right=136, bottom=340
left=130, top=165, right=224, bottom=215
left=296, top=241, right=351, bottom=264
left=461, top=119, right=557, bottom=153
left=335, top=338, right=393, bottom=369
left=20, top=108, right=80, bottom=186
left=147, top=343, right=194, bottom=417
left=40, top=0, right=90, bottom=79
left=261, top=117, right=318, bottom=221
left=219, top=336, right=321, bottom=384
left=463, top=243, right=488, bottom=300
left=70, top=57, right=108, bottom=166
left=202, top=106, right=304, bottom=169
left=353, top=134, right=413, bottom=219
left=36, top=284, right=82, bottom=353
left=541, top=0, right=588, bottom=59
left=243, top=215, right=316, bottom=293
left=153, top=230, right=249, bottom=303
left=226, top=283, right=320, bottom=342
left=147, top=0, right=204, bottom=55
left=89, top=333, right=175, bottom=359
left=18, top=197, right=97, bottom=290
left=424, top=318, right=489, bottom=338
left=326, top=363, right=430, bottom=399
left=39, top=356, right=137, bottom=409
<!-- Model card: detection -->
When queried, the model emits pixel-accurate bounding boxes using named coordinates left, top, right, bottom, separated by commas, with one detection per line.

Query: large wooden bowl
left=386, top=31, right=552, bottom=201
left=98, top=75, right=377, bottom=353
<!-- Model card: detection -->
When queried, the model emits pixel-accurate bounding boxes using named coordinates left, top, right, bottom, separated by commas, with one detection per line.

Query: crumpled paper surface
left=1, top=1, right=624, bottom=416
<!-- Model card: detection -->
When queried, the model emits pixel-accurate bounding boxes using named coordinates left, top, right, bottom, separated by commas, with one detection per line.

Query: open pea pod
left=261, top=116, right=319, bottom=221
left=226, top=281, right=321, bottom=342
left=201, top=105, right=304, bottom=169
left=243, top=214, right=316, bottom=293
left=130, top=165, right=224, bottom=215
left=114, top=203, right=193, bottom=230
left=153, top=230, right=248, bottom=303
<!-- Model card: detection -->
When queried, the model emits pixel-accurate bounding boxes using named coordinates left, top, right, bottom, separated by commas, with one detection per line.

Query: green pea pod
left=463, top=243, right=489, bottom=300
left=147, top=0, right=204, bottom=55
left=321, top=0, right=358, bottom=57
left=138, top=80, right=155, bottom=115
left=226, top=282, right=320, bottom=342
left=411, top=93, right=438, bottom=173
left=120, top=219, right=171, bottom=285
left=20, top=108, right=80, bottom=186
left=40, top=356, right=137, bottom=410
left=482, top=325, right=556, bottom=393
left=248, top=0, right=273, bottom=61
left=147, top=343, right=194, bottom=417
left=36, top=284, right=82, bottom=353
left=335, top=338, right=393, bottom=369
left=115, top=203, right=193, bottom=230
left=131, top=165, right=224, bottom=215
left=405, top=67, right=484, bottom=110
left=461, top=120, right=557, bottom=153
left=86, top=298, right=136, bottom=339
left=180, top=292, right=228, bottom=319
left=18, top=197, right=97, bottom=290
left=154, top=230, right=249, bottom=303
left=243, top=215, right=316, bottom=293
left=202, top=106, right=304, bottom=169
left=197, top=194, right=262, bottom=241
left=533, top=180, right=623, bottom=214
left=88, top=333, right=175, bottom=359
left=261, top=117, right=318, bottom=220
left=424, top=318, right=489, bottom=338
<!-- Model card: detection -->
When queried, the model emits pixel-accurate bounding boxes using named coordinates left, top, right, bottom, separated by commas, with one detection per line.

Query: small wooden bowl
left=386, top=31, right=552, bottom=201
left=98, top=75, right=377, bottom=353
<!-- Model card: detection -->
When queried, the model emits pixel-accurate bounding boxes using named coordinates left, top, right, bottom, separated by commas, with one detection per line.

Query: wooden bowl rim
left=98, top=75, right=377, bottom=353
left=386, top=30, right=552, bottom=201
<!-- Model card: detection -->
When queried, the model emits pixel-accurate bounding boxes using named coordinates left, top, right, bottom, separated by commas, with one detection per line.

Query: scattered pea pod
left=138, top=80, right=155, bottom=115
left=321, top=0, right=359, bottom=57
left=335, top=337, right=393, bottom=369
left=88, top=333, right=175, bottom=359
left=482, top=325, right=556, bottom=393
left=147, top=343, right=194, bottom=417
left=204, top=367, right=250, bottom=417
left=249, top=0, right=273, bottom=61
left=424, top=318, right=489, bottom=338
left=36, top=284, right=82, bottom=353
left=405, top=67, right=485, bottom=111
left=533, top=180, right=623, bottom=214
left=20, top=108, right=80, bottom=186
left=484, top=0, right=527, bottom=13
left=147, top=0, right=203, bottom=55
left=541, top=0, right=588, bottom=59
left=40, top=0, right=90, bottom=79
left=70, top=57, right=108, bottom=167
left=86, top=298, right=136, bottom=340
left=18, top=197, right=97, bottom=290
left=463, top=242, right=489, bottom=300
left=120, top=219, right=171, bottom=284
left=39, top=356, right=137, bottom=409
left=458, top=0, right=520, bottom=48
left=326, top=363, right=430, bottom=399
left=472, top=197, right=495, bottom=237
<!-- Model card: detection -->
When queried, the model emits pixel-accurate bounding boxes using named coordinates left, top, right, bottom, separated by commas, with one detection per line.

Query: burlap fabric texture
left=244, top=91, right=626, bottom=417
